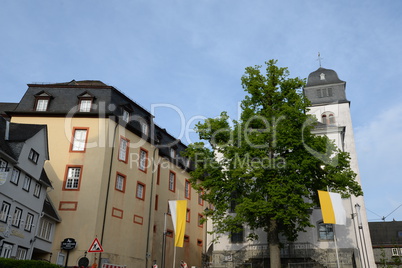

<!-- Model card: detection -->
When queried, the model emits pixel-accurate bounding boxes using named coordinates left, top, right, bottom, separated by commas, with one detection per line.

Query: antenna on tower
left=317, top=52, right=323, bottom=67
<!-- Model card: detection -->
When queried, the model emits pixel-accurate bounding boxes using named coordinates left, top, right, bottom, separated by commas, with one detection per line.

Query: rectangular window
left=0, top=159, right=8, bottom=171
left=198, top=189, right=204, bottom=206
left=136, top=182, right=145, bottom=200
left=12, top=207, right=22, bottom=227
left=392, top=248, right=399, bottom=256
left=118, top=137, right=129, bottom=162
left=16, top=247, right=28, bottom=260
left=23, top=175, right=31, bottom=191
left=1, top=242, right=13, bottom=258
left=10, top=168, right=20, bottom=184
left=185, top=179, right=191, bottom=199
left=155, top=195, right=159, bottom=210
left=230, top=225, right=244, bottom=243
left=139, top=148, right=148, bottom=172
left=34, top=182, right=41, bottom=197
left=79, top=99, right=92, bottom=112
left=28, top=149, right=39, bottom=164
left=141, top=122, right=148, bottom=135
left=25, top=213, right=34, bottom=232
left=123, top=110, right=130, bottom=122
left=37, top=218, right=53, bottom=241
left=0, top=202, right=10, bottom=222
left=156, top=164, right=161, bottom=185
left=186, top=209, right=190, bottom=222
left=198, top=213, right=204, bottom=227
left=168, top=171, right=176, bottom=192
left=71, top=128, right=88, bottom=151
left=115, top=173, right=126, bottom=192
left=64, top=167, right=82, bottom=190
left=184, top=235, right=190, bottom=243
left=36, top=99, right=49, bottom=111
left=170, top=148, right=176, bottom=158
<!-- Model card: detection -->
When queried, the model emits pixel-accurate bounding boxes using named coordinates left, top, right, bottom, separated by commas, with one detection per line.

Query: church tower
left=302, top=67, right=376, bottom=267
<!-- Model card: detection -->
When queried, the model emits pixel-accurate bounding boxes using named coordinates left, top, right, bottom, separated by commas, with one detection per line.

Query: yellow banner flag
left=168, top=200, right=187, bottom=247
left=318, top=190, right=346, bottom=225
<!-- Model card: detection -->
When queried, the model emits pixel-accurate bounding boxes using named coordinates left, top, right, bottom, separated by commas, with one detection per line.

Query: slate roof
left=9, top=80, right=192, bottom=168
left=306, top=67, right=345, bottom=87
left=369, top=221, right=402, bottom=245
left=42, top=196, right=61, bottom=222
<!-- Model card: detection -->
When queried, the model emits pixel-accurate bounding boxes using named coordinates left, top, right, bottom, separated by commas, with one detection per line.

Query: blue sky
left=1, top=0, right=402, bottom=221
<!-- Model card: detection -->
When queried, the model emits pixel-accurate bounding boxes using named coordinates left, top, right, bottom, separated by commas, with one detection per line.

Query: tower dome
left=303, top=67, right=348, bottom=105
left=306, top=67, right=345, bottom=87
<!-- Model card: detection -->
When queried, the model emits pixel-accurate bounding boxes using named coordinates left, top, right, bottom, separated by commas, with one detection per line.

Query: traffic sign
left=88, top=238, right=103, bottom=252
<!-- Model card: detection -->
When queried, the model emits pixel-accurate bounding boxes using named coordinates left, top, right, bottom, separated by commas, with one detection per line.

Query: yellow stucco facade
left=11, top=115, right=206, bottom=267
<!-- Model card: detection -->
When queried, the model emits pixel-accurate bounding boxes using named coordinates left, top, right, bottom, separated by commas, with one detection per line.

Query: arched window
left=321, top=112, right=336, bottom=125
left=318, top=221, right=334, bottom=240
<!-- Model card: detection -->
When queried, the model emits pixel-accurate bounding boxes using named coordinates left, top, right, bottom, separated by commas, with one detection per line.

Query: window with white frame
left=37, top=218, right=53, bottom=241
left=0, top=242, right=13, bottom=258
left=35, top=98, right=49, bottom=111
left=16, top=247, right=28, bottom=260
left=136, top=182, right=145, bottom=200
left=25, top=213, right=34, bottom=232
left=28, top=149, right=39, bottom=164
left=23, top=175, right=31, bottom=191
left=79, top=99, right=92, bottom=112
left=72, top=129, right=88, bottom=151
left=392, top=248, right=399, bottom=256
left=122, top=109, right=130, bottom=122
left=0, top=158, right=8, bottom=171
left=118, top=137, right=129, bottom=162
left=0, top=201, right=11, bottom=222
left=170, top=148, right=176, bottom=158
left=65, top=167, right=81, bottom=189
left=141, top=122, right=148, bottom=135
left=139, top=149, right=148, bottom=172
left=10, top=168, right=20, bottom=184
left=12, top=207, right=22, bottom=227
left=168, top=171, right=176, bottom=192
left=115, top=174, right=125, bottom=192
left=185, top=179, right=191, bottom=199
left=34, top=182, right=41, bottom=197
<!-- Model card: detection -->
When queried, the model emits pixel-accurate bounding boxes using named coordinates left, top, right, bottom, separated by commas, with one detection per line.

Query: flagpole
left=334, top=232, right=340, bottom=268
left=173, top=246, right=177, bottom=268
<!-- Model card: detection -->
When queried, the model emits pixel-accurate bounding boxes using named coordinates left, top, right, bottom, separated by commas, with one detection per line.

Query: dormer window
left=34, top=92, right=52, bottom=111
left=28, top=149, right=39, bottom=164
left=141, top=122, right=148, bottom=135
left=320, top=73, right=326, bottom=80
left=123, top=109, right=130, bottom=122
left=79, top=99, right=92, bottom=112
left=170, top=148, right=176, bottom=158
left=78, top=92, right=94, bottom=112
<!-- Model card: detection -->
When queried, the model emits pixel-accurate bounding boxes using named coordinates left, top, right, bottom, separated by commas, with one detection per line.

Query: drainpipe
left=98, top=117, right=119, bottom=267
left=145, top=143, right=159, bottom=268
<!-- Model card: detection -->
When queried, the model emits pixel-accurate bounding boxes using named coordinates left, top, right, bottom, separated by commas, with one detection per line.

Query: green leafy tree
left=184, top=60, right=363, bottom=267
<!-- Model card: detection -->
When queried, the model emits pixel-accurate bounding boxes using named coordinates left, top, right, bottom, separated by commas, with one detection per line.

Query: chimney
left=5, top=121, right=10, bottom=141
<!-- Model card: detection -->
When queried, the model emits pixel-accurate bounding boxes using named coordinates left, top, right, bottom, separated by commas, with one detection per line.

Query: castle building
left=5, top=80, right=207, bottom=267
left=208, top=67, right=376, bottom=267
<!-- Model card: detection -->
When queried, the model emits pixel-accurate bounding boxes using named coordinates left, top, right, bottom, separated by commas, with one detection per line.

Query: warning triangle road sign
left=88, top=238, right=104, bottom=252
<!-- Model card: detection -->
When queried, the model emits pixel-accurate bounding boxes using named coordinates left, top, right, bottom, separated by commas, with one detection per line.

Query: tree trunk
left=268, top=218, right=281, bottom=268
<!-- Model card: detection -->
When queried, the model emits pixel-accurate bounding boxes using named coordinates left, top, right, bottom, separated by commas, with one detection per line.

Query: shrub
left=0, top=258, right=60, bottom=268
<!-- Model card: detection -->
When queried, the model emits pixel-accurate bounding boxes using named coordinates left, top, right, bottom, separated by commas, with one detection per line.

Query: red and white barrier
left=102, top=264, right=126, bottom=268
